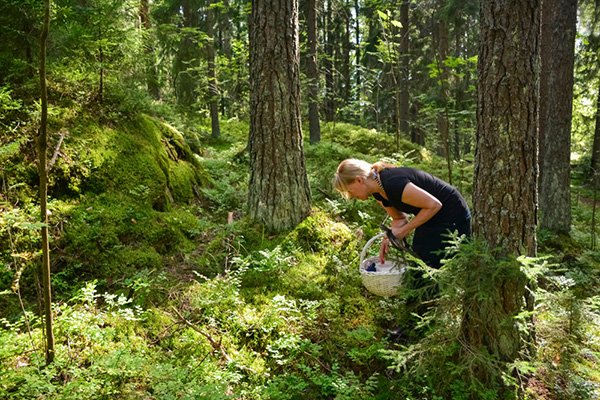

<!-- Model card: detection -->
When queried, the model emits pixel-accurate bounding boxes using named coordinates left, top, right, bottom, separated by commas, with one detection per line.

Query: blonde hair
left=371, top=161, right=396, bottom=173
left=334, top=159, right=397, bottom=199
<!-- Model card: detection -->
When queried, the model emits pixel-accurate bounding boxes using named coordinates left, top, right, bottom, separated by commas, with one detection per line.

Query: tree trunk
left=538, top=0, right=576, bottom=233
left=454, top=30, right=463, bottom=159
left=399, top=1, right=409, bottom=139
left=248, top=0, right=311, bottom=231
left=206, top=0, right=221, bottom=138
left=470, top=0, right=540, bottom=379
left=473, top=0, right=539, bottom=258
left=219, top=0, right=233, bottom=116
left=38, top=0, right=55, bottom=365
left=354, top=0, right=361, bottom=102
left=307, top=0, right=321, bottom=145
left=98, top=16, right=104, bottom=104
left=323, top=1, right=336, bottom=122
left=592, top=85, right=600, bottom=177
left=175, top=0, right=199, bottom=107
left=139, top=0, right=160, bottom=100
left=343, top=1, right=351, bottom=106
left=437, top=16, right=452, bottom=184
left=411, top=101, right=425, bottom=146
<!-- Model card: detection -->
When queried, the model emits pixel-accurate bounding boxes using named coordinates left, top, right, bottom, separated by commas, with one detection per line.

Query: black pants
left=401, top=211, right=471, bottom=326
left=412, top=211, right=471, bottom=269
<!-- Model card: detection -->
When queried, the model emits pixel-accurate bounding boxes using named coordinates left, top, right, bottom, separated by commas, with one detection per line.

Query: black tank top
left=372, top=167, right=469, bottom=226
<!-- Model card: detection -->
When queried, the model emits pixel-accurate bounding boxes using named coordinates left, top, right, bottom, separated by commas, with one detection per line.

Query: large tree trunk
left=248, top=0, right=311, bottom=231
left=38, top=0, right=55, bottom=365
left=206, top=0, right=221, bottom=138
left=473, top=0, right=539, bottom=258
left=469, top=0, right=540, bottom=381
left=538, top=0, right=576, bottom=233
left=307, top=0, right=321, bottom=145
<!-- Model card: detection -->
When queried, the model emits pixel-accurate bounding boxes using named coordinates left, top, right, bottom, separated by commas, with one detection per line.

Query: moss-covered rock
left=32, top=113, right=214, bottom=287
left=48, top=113, right=210, bottom=209
left=289, top=210, right=353, bottom=254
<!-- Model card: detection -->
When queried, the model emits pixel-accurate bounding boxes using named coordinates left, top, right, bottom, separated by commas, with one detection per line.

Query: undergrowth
left=1, top=111, right=600, bottom=399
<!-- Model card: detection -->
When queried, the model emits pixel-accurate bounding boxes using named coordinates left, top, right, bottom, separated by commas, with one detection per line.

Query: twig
left=170, top=306, right=262, bottom=375
left=150, top=323, right=184, bottom=345
left=15, top=287, right=39, bottom=360
left=171, top=306, right=232, bottom=362
left=48, top=131, right=66, bottom=172
left=317, top=187, right=334, bottom=200
left=302, top=350, right=332, bottom=373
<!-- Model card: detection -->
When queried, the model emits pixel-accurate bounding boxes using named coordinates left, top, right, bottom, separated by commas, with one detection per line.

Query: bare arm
left=378, top=183, right=442, bottom=262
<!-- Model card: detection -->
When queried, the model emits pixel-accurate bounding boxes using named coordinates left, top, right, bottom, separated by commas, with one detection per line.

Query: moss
left=168, top=161, right=198, bottom=203
left=289, top=210, right=353, bottom=254
left=48, top=113, right=210, bottom=210
left=319, top=122, right=427, bottom=162
left=56, top=189, right=202, bottom=284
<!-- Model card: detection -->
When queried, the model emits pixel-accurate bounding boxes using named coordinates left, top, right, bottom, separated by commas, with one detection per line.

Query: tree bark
left=354, top=0, right=361, bottom=102
left=219, top=0, right=233, bottom=116
left=175, top=0, right=200, bottom=107
left=248, top=0, right=311, bottom=231
left=206, top=0, right=221, bottom=138
left=342, top=1, right=351, bottom=106
left=436, top=16, right=452, bottom=184
left=473, top=0, right=539, bottom=258
left=139, top=0, right=160, bottom=100
left=307, top=0, right=321, bottom=145
left=592, top=85, right=600, bottom=177
left=469, top=0, right=540, bottom=375
left=323, top=1, right=336, bottom=122
left=399, top=1, right=410, bottom=140
left=538, top=0, right=576, bottom=233
left=38, top=0, right=55, bottom=365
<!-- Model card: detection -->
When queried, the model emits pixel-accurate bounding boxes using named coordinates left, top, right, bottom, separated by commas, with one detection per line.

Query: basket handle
left=359, top=233, right=386, bottom=272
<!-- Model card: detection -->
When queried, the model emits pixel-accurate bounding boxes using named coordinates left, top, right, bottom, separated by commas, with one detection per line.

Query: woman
left=334, top=159, right=471, bottom=268
left=334, top=159, right=471, bottom=340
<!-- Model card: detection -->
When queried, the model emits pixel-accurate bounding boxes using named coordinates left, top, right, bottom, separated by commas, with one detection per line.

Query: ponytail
left=371, top=161, right=396, bottom=173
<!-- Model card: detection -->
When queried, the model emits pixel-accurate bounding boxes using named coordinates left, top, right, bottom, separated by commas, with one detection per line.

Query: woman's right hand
left=379, top=236, right=390, bottom=264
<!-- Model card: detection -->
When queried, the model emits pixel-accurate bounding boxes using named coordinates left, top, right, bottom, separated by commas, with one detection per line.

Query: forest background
left=1, top=0, right=600, bottom=399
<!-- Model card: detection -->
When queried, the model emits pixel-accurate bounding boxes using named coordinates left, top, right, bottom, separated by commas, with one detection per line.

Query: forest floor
left=1, top=114, right=599, bottom=399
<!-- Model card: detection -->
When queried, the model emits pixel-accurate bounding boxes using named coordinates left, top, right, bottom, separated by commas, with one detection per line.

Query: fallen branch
left=170, top=306, right=264, bottom=376
left=48, top=131, right=66, bottom=172
left=171, top=306, right=232, bottom=362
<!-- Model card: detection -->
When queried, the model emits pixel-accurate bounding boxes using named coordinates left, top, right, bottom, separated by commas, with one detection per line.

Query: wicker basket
left=359, top=233, right=406, bottom=297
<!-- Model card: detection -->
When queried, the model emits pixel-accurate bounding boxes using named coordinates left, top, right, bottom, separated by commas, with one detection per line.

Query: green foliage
left=0, top=0, right=598, bottom=397
left=380, top=236, right=542, bottom=399
left=320, top=122, right=427, bottom=160
left=0, top=281, right=239, bottom=399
